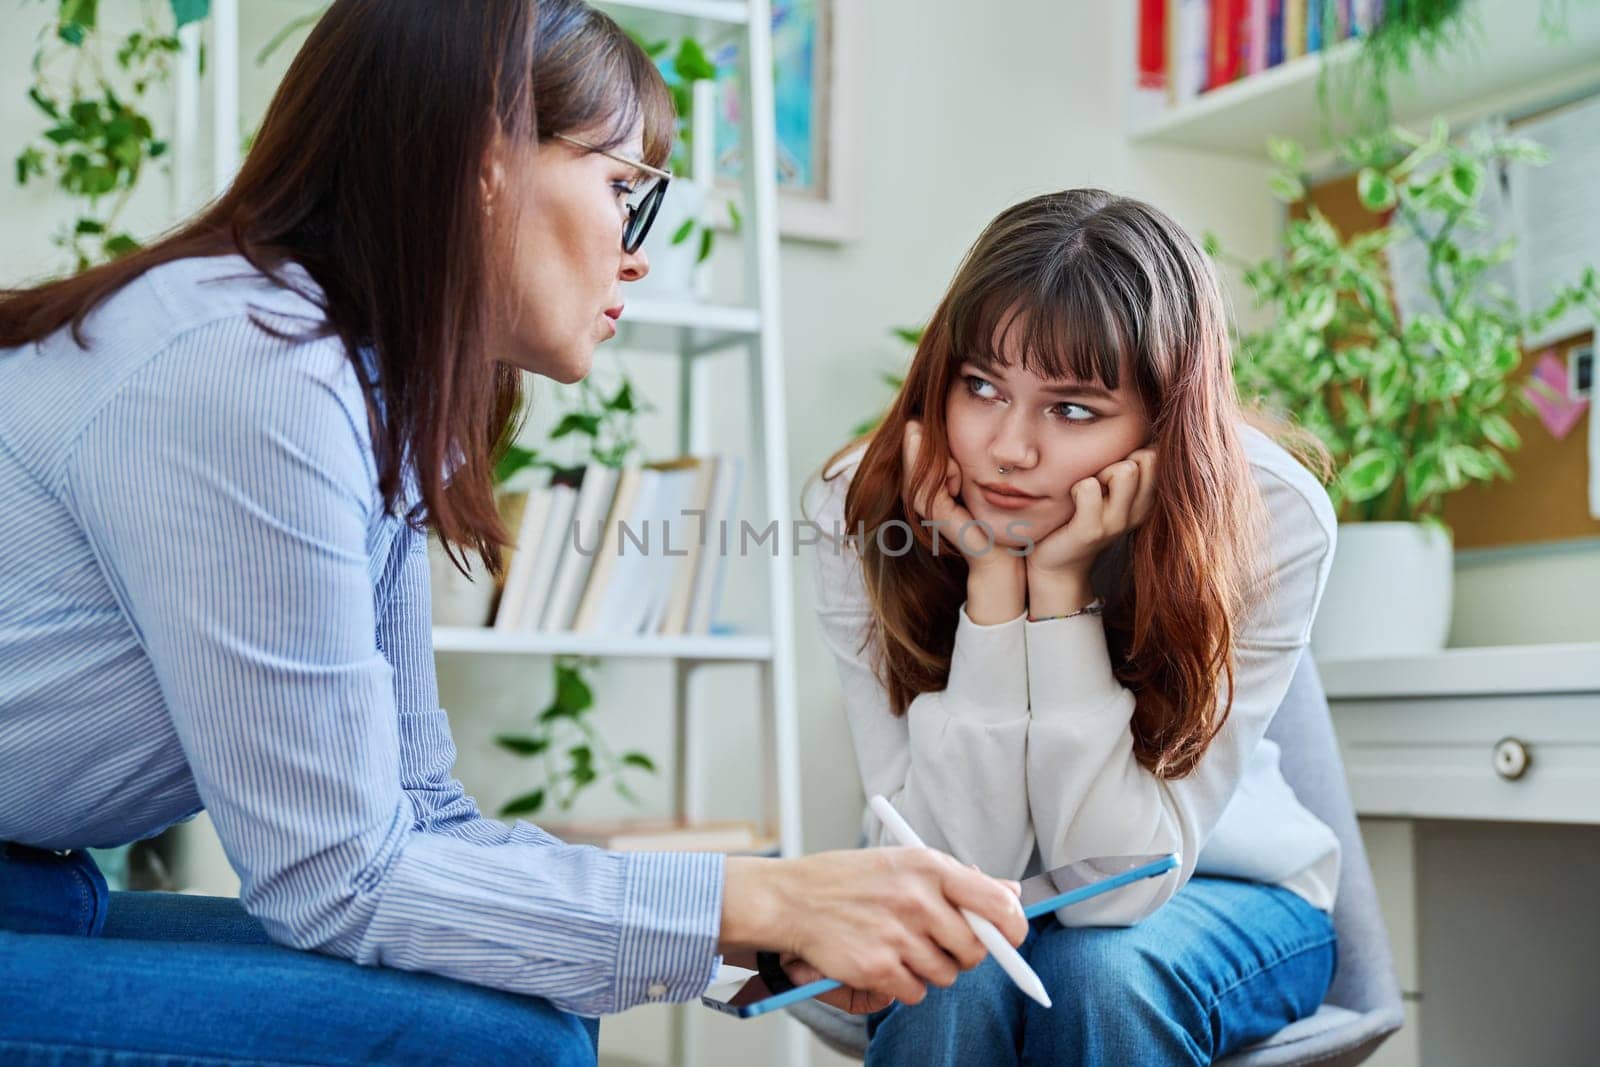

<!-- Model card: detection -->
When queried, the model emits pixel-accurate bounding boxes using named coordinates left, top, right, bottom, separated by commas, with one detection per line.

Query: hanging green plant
left=15, top=0, right=210, bottom=270
left=1315, top=0, right=1598, bottom=142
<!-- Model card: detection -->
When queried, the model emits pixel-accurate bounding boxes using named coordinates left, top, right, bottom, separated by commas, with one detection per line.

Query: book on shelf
left=480, top=454, right=743, bottom=640
left=1268, top=0, right=1286, bottom=69
left=1246, top=0, right=1269, bottom=75
left=1132, top=0, right=1169, bottom=123
left=658, top=457, right=718, bottom=636
left=1285, top=0, right=1306, bottom=62
left=494, top=486, right=553, bottom=632
left=541, top=819, right=764, bottom=853
left=519, top=483, right=577, bottom=631
left=539, top=462, right=619, bottom=632
left=1171, top=0, right=1210, bottom=104
left=571, top=464, right=650, bottom=632
left=1207, top=0, right=1245, bottom=90
left=631, top=458, right=706, bottom=636
left=687, top=455, right=743, bottom=636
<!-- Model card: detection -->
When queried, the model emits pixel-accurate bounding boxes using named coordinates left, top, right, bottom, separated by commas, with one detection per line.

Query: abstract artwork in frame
left=712, top=0, right=860, bottom=242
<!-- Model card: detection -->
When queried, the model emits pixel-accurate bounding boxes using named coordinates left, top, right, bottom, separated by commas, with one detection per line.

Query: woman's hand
left=1026, top=449, right=1157, bottom=617
left=902, top=420, right=1025, bottom=624
left=779, top=955, right=895, bottom=1015
left=720, top=848, right=1027, bottom=1008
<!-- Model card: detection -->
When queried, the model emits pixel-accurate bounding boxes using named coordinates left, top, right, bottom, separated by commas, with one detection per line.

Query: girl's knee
left=1028, top=927, right=1210, bottom=1061
left=867, top=958, right=1022, bottom=1064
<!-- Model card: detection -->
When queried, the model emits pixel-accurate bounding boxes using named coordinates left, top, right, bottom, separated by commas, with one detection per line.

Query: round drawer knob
left=1492, top=737, right=1531, bottom=781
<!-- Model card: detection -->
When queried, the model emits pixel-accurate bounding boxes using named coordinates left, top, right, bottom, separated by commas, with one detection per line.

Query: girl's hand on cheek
left=902, top=420, right=1026, bottom=622
left=1028, top=448, right=1158, bottom=585
left=902, top=420, right=1008, bottom=566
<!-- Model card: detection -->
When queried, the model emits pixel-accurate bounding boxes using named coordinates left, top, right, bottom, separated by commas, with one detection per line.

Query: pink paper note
left=1523, top=350, right=1589, bottom=440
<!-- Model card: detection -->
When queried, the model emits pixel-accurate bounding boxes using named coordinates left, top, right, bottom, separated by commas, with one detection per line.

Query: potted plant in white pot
left=624, top=34, right=741, bottom=300
left=1211, top=121, right=1600, bottom=658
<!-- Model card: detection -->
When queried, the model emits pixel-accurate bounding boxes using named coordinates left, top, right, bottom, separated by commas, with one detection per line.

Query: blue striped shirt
left=0, top=255, right=724, bottom=1015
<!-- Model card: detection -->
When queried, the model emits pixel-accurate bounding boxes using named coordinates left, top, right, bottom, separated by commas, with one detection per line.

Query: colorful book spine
left=1285, top=0, right=1306, bottom=61
left=1136, top=0, right=1167, bottom=90
left=1208, top=0, right=1239, bottom=89
left=1247, top=0, right=1269, bottom=75
left=1172, top=0, right=1210, bottom=102
left=1307, top=0, right=1324, bottom=53
left=1268, top=0, right=1286, bottom=67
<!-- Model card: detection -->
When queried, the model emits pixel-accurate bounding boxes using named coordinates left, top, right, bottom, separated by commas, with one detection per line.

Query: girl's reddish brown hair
left=826, top=188, right=1267, bottom=779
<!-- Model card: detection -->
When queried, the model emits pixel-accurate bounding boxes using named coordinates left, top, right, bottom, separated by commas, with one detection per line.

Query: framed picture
left=711, top=0, right=861, bottom=242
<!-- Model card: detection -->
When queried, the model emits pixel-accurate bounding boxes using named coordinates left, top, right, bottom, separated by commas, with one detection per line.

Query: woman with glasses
left=0, top=2, right=1026, bottom=1062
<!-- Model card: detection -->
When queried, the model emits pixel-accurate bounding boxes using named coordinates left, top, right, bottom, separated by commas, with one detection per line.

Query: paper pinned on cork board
left=1524, top=350, right=1589, bottom=440
left=1511, top=97, right=1600, bottom=349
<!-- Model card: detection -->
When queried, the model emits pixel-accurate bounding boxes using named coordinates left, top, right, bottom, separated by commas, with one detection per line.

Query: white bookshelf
left=436, top=3, right=808, bottom=1066
left=598, top=0, right=749, bottom=32
left=1131, top=0, right=1600, bottom=158
left=431, top=627, right=774, bottom=661
left=615, top=297, right=763, bottom=355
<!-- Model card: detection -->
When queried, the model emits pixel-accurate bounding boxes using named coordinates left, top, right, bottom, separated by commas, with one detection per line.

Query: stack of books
left=490, top=455, right=744, bottom=636
left=1138, top=0, right=1388, bottom=110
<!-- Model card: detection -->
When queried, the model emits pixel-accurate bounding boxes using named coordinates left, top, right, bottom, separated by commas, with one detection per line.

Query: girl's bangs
left=949, top=257, right=1137, bottom=391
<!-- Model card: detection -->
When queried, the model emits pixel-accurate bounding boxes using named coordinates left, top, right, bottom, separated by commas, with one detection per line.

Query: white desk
left=1323, top=643, right=1600, bottom=1067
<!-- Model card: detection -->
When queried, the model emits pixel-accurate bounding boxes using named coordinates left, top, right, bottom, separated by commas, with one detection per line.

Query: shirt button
left=647, top=982, right=668, bottom=1000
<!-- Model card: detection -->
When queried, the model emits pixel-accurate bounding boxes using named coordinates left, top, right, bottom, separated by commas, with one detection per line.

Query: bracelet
left=1028, top=597, right=1104, bottom=624
left=755, top=950, right=796, bottom=994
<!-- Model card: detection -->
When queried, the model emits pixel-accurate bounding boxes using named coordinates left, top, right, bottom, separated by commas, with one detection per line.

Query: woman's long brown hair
left=827, top=189, right=1268, bottom=779
left=0, top=0, right=673, bottom=572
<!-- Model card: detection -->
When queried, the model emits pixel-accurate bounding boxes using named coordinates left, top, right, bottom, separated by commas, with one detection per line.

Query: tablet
left=700, top=851, right=1179, bottom=1019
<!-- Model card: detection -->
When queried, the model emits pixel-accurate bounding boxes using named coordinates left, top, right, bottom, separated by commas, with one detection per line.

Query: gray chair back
left=1221, top=653, right=1404, bottom=1066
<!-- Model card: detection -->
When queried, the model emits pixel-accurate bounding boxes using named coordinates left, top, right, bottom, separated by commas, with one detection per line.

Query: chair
left=789, top=653, right=1406, bottom=1065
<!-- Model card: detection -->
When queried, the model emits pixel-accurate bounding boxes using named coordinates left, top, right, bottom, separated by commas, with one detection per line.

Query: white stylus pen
left=868, top=794, right=1052, bottom=1009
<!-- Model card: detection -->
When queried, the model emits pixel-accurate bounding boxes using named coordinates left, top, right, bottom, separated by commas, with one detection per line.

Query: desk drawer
left=1330, top=692, right=1600, bottom=823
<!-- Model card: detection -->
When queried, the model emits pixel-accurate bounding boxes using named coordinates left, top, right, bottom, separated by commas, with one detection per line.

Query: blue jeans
left=0, top=845, right=599, bottom=1066
left=865, top=876, right=1336, bottom=1066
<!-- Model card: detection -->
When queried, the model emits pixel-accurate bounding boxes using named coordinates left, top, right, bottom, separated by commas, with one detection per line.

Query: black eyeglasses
left=553, top=133, right=673, bottom=254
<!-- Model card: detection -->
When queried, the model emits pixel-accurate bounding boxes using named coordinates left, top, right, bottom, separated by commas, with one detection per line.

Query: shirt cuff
left=1024, top=611, right=1126, bottom=717
left=944, top=604, right=1029, bottom=723
left=612, top=850, right=726, bottom=1010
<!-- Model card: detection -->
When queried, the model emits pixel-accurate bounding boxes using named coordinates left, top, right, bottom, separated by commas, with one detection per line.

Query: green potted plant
left=1210, top=121, right=1600, bottom=657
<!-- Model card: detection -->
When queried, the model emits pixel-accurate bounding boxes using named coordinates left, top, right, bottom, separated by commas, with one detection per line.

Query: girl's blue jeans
left=865, top=875, right=1337, bottom=1066
left=0, top=843, right=599, bottom=1066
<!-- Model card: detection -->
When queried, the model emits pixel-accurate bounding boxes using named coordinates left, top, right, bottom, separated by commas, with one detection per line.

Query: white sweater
left=809, top=425, right=1342, bottom=925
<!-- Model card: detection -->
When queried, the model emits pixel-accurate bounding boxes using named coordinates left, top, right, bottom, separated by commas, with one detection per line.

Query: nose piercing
left=997, top=466, right=1012, bottom=475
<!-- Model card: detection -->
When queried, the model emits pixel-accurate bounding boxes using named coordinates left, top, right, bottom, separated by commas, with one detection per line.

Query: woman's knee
left=388, top=979, right=597, bottom=1067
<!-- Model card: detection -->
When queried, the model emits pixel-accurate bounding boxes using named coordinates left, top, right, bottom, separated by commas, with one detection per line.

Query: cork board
left=1299, top=174, right=1600, bottom=551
